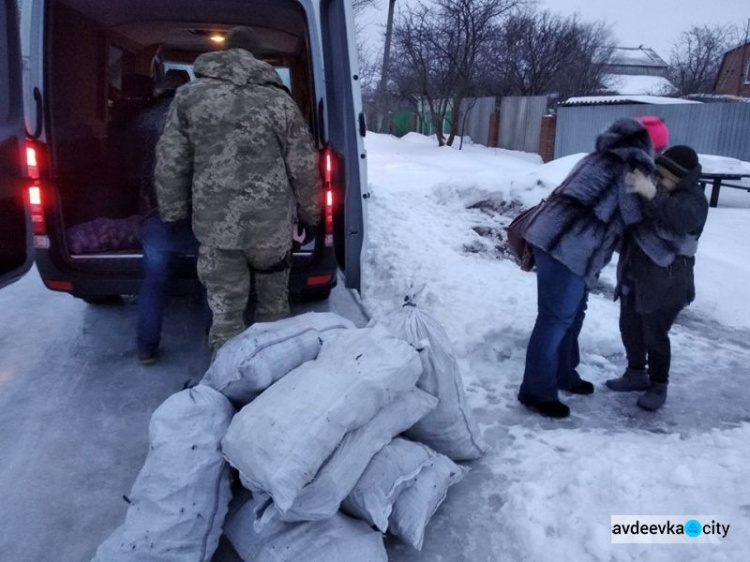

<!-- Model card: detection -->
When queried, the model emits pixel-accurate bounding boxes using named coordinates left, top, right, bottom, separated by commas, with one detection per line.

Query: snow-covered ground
left=362, top=133, right=750, bottom=561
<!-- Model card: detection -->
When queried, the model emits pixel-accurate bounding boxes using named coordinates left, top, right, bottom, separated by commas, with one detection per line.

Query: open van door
left=320, top=0, right=367, bottom=292
left=0, top=0, right=33, bottom=290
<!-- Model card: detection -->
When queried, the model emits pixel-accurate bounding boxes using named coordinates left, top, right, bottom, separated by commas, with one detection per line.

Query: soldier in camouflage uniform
left=154, top=27, right=321, bottom=353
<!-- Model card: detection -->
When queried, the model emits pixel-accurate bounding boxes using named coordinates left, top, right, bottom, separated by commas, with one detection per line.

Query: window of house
left=745, top=60, right=750, bottom=85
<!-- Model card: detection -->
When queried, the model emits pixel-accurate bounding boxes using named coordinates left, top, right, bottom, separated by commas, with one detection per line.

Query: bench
left=699, top=173, right=750, bottom=207
left=720, top=181, right=750, bottom=192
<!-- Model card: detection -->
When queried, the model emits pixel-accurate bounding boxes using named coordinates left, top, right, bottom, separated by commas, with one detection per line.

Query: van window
left=162, top=61, right=292, bottom=91
left=107, top=46, right=125, bottom=90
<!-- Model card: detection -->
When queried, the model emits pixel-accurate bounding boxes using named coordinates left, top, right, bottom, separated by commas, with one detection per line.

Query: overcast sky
left=360, top=0, right=749, bottom=60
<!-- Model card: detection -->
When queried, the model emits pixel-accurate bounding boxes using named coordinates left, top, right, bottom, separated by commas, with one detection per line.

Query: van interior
left=47, top=0, right=316, bottom=256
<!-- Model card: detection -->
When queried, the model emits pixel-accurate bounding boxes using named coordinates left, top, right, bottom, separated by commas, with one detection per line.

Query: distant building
left=714, top=41, right=750, bottom=98
left=603, top=46, right=670, bottom=78
left=601, top=46, right=674, bottom=96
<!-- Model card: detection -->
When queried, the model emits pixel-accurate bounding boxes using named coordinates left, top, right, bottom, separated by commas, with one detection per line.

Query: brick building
left=714, top=42, right=750, bottom=98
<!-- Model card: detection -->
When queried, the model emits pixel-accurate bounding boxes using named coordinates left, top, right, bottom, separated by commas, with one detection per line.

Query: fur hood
left=595, top=117, right=655, bottom=169
left=552, top=118, right=655, bottom=228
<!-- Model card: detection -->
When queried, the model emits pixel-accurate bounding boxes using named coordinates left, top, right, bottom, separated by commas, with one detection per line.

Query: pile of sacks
left=92, top=308, right=487, bottom=562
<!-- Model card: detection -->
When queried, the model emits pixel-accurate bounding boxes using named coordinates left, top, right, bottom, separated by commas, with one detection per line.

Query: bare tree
left=390, top=0, right=521, bottom=146
left=668, top=24, right=736, bottom=96
left=488, top=10, right=614, bottom=99
left=353, top=0, right=378, bottom=18
left=353, top=0, right=381, bottom=95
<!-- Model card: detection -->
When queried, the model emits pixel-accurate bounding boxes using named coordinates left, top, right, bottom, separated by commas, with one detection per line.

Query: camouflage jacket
left=154, top=48, right=321, bottom=252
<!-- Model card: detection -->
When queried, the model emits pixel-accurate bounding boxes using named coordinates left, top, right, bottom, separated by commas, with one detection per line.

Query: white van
left=1, top=0, right=367, bottom=298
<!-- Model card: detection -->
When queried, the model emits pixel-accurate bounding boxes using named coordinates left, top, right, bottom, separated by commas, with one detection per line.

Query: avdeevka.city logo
left=610, top=515, right=731, bottom=544
left=684, top=519, right=702, bottom=538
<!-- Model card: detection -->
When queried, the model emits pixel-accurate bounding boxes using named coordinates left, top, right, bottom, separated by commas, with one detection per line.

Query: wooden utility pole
left=378, top=0, right=397, bottom=95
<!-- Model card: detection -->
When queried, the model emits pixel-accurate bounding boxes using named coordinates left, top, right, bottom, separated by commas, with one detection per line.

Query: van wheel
left=82, top=295, right=122, bottom=305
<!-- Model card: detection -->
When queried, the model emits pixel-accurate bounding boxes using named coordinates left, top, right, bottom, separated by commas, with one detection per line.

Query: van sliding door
left=0, top=0, right=34, bottom=290
left=320, top=0, right=367, bottom=292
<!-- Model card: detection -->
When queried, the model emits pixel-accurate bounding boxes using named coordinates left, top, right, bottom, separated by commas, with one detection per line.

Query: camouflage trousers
left=197, top=245, right=291, bottom=353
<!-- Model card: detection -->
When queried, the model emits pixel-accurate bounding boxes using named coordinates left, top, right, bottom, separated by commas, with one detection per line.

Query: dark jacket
left=616, top=165, right=709, bottom=313
left=524, top=118, right=654, bottom=286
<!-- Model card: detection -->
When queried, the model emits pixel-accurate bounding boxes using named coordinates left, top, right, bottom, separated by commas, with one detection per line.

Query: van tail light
left=25, top=140, right=45, bottom=179
left=29, top=185, right=46, bottom=236
left=321, top=148, right=335, bottom=247
left=27, top=147, right=39, bottom=176
left=25, top=141, right=50, bottom=247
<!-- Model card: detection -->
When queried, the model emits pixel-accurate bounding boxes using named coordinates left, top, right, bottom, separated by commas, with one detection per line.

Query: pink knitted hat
left=637, top=116, right=669, bottom=152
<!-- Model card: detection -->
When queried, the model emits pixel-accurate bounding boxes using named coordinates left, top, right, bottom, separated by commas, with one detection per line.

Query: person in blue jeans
left=125, top=68, right=201, bottom=364
left=518, top=118, right=656, bottom=418
left=137, top=214, right=200, bottom=365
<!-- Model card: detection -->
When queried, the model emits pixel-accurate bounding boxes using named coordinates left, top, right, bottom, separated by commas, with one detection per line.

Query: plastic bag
left=222, top=326, right=423, bottom=512
left=202, top=312, right=354, bottom=406
left=383, top=306, right=487, bottom=460
left=91, top=386, right=235, bottom=562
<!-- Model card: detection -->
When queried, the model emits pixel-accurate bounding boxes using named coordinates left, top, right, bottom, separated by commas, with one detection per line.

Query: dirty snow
left=361, top=132, right=750, bottom=561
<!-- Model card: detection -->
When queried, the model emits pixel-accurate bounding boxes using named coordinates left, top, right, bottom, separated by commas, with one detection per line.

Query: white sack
left=92, top=386, right=235, bottom=562
left=389, top=452, right=468, bottom=550
left=222, top=325, right=423, bottom=513
left=225, top=495, right=387, bottom=562
left=342, top=437, right=435, bottom=532
left=384, top=306, right=487, bottom=460
left=268, top=388, right=438, bottom=523
left=202, top=312, right=354, bottom=405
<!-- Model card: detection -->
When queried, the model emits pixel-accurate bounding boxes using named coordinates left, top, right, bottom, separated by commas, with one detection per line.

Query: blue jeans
left=137, top=214, right=199, bottom=354
left=519, top=248, right=588, bottom=403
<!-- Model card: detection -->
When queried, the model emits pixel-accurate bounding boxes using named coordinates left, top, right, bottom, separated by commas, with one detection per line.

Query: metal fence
left=457, top=97, right=496, bottom=145
left=498, top=96, right=549, bottom=153
left=364, top=94, right=551, bottom=153
left=555, top=103, right=750, bottom=161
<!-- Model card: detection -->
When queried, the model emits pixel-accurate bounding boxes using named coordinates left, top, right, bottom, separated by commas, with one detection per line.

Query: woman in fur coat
left=518, top=118, right=655, bottom=418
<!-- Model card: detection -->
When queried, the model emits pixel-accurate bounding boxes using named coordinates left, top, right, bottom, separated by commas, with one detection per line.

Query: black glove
left=295, top=222, right=317, bottom=246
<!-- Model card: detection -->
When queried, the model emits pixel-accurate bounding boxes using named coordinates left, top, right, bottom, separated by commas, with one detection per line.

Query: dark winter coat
left=524, top=118, right=654, bottom=286
left=616, top=165, right=709, bottom=313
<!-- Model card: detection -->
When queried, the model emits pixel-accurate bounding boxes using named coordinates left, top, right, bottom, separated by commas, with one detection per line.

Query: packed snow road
left=0, top=269, right=367, bottom=562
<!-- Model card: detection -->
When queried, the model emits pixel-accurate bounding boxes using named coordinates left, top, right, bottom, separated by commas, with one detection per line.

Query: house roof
left=722, top=40, right=750, bottom=56
left=560, top=95, right=701, bottom=107
left=608, top=47, right=668, bottom=68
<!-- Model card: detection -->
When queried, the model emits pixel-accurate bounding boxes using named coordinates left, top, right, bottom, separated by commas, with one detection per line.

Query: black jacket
left=617, top=166, right=709, bottom=313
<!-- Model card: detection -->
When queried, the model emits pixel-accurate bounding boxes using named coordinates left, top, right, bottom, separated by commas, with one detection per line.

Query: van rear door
left=0, top=0, right=33, bottom=290
left=320, top=0, right=367, bottom=292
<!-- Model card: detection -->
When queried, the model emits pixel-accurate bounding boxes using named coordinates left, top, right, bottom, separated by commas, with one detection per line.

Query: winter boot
left=637, top=383, right=668, bottom=411
left=519, top=397, right=570, bottom=419
left=566, top=380, right=595, bottom=395
left=605, top=368, right=649, bottom=392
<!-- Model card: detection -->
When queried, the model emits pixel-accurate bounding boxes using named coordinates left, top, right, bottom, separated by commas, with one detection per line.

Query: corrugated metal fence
left=555, top=103, right=750, bottom=161
left=458, top=97, right=496, bottom=145
left=365, top=95, right=550, bottom=152
left=499, top=96, right=549, bottom=153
